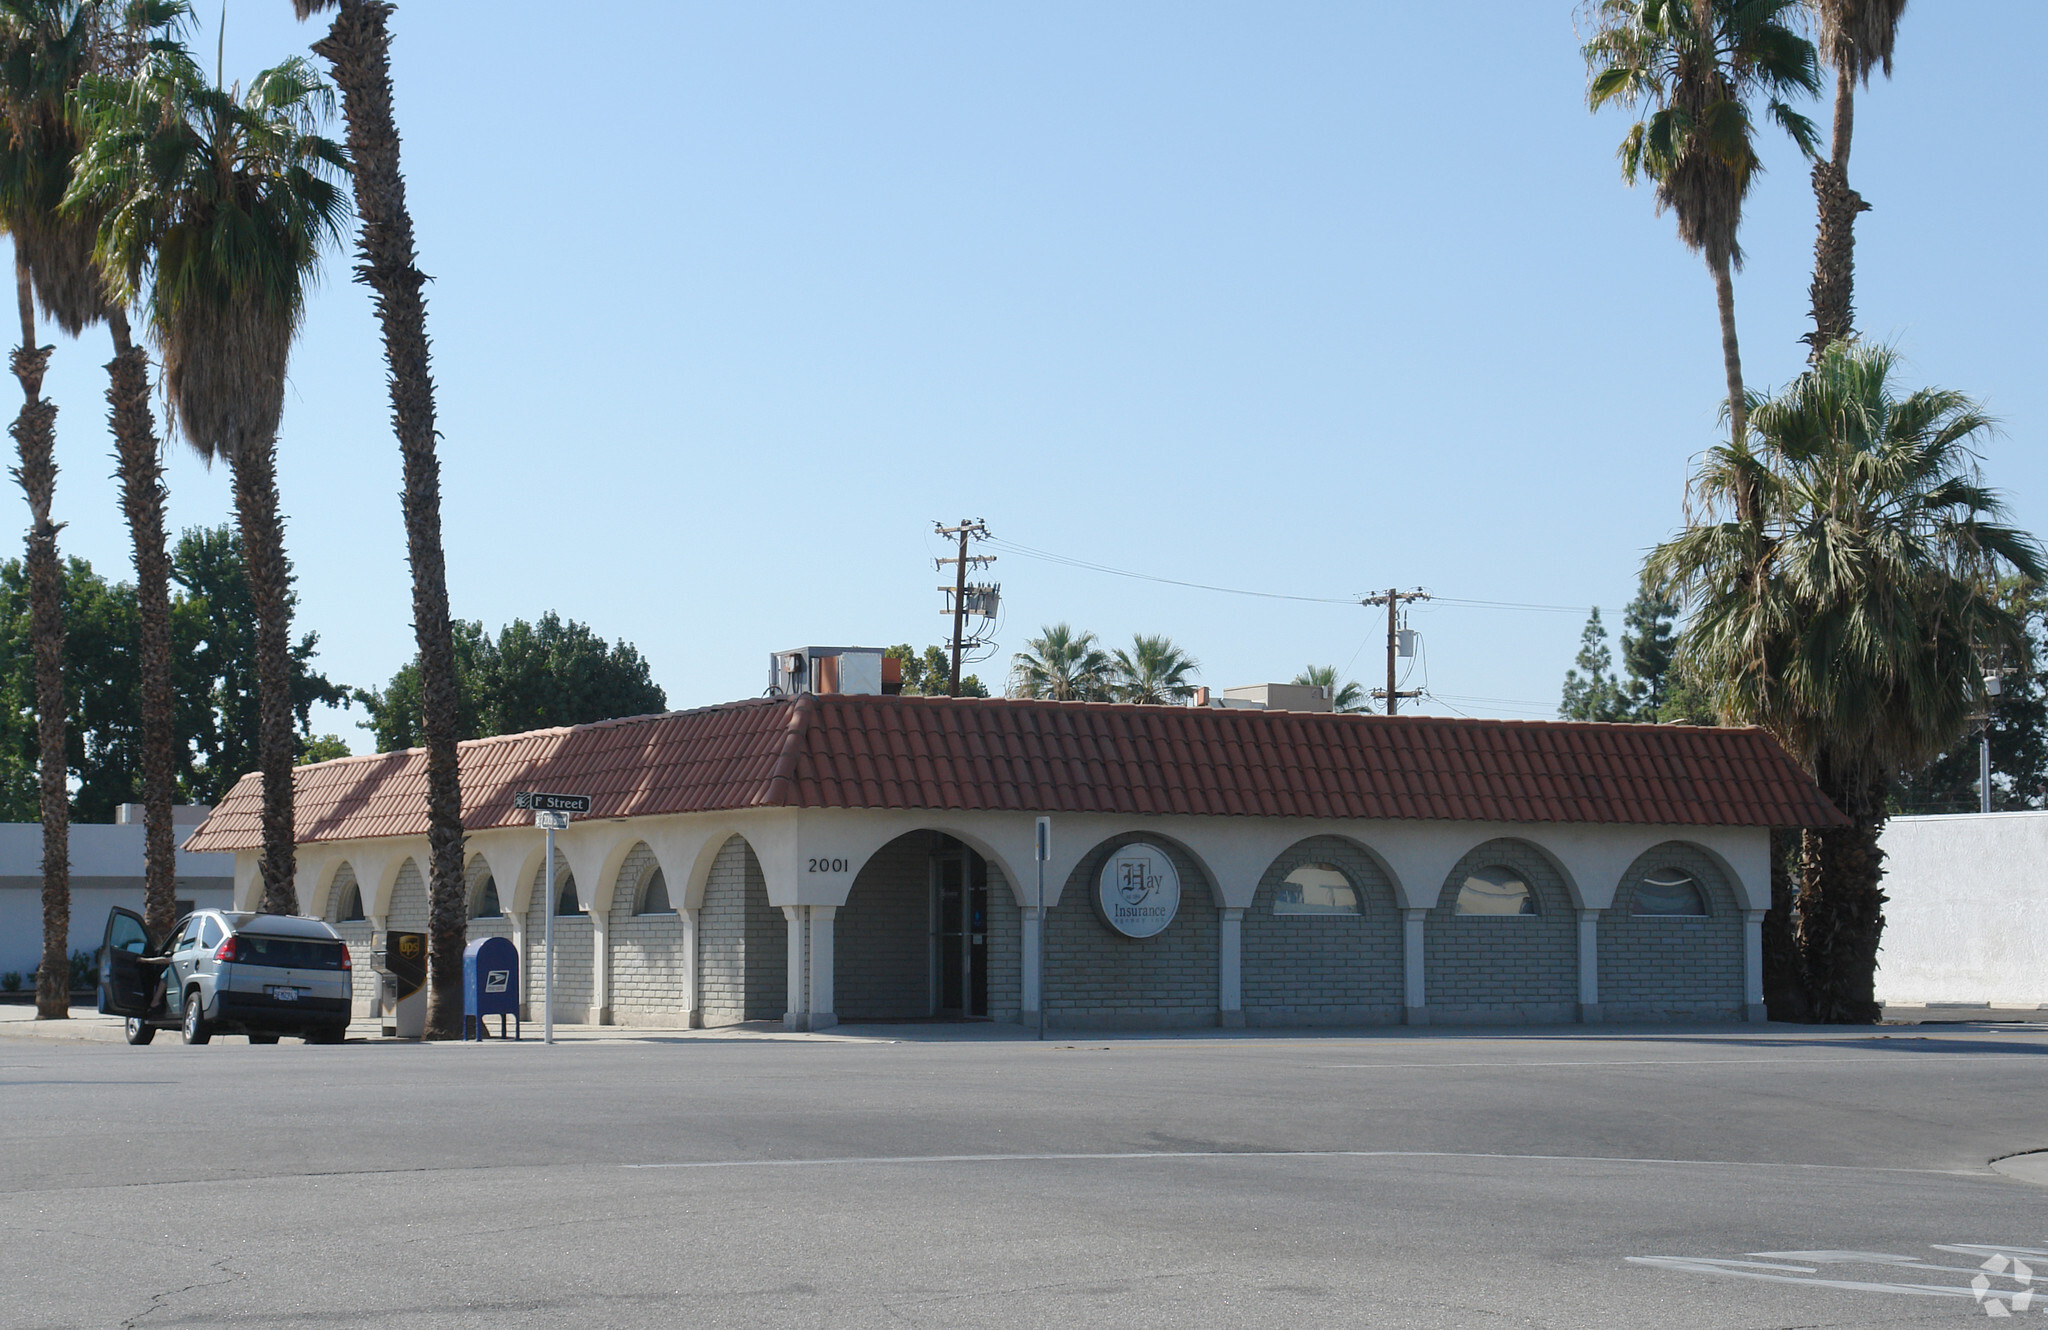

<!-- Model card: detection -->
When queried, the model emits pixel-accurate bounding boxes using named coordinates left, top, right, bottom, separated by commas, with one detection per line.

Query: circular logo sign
left=1096, top=843, right=1181, bottom=939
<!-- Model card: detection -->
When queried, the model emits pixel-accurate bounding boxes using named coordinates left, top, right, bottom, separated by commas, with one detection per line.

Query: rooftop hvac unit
left=769, top=646, right=887, bottom=697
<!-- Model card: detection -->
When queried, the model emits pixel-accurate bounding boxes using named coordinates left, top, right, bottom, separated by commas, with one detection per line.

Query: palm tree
left=1, top=1, right=183, bottom=954
left=69, top=42, right=350, bottom=914
left=1110, top=634, right=1199, bottom=704
left=1650, top=341, right=2044, bottom=1022
left=1008, top=624, right=1111, bottom=701
left=0, top=0, right=105, bottom=1017
left=1292, top=664, right=1367, bottom=714
left=1803, top=0, right=1908, bottom=358
left=288, top=0, right=463, bottom=1037
left=1584, top=0, right=1820, bottom=516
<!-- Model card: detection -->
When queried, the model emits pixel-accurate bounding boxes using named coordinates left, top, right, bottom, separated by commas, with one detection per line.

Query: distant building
left=188, top=685, right=1844, bottom=1031
left=0, top=805, right=235, bottom=980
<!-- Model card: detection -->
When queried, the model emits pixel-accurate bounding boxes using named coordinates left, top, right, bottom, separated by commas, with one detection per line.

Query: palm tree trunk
left=107, top=307, right=177, bottom=943
left=1797, top=767, right=1888, bottom=1024
left=1805, top=64, right=1867, bottom=361
left=312, top=0, right=465, bottom=1038
left=1760, top=827, right=1809, bottom=1021
left=1708, top=249, right=1755, bottom=523
left=13, top=257, right=68, bottom=1019
left=229, top=439, right=298, bottom=914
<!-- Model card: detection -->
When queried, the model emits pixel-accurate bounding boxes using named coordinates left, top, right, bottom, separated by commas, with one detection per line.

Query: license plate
left=266, top=985, right=299, bottom=1002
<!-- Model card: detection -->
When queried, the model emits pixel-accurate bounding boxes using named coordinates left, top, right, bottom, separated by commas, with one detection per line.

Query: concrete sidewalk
left=0, top=1004, right=889, bottom=1045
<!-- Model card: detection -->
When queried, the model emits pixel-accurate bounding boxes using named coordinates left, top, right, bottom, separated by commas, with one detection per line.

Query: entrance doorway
left=933, top=841, right=989, bottom=1018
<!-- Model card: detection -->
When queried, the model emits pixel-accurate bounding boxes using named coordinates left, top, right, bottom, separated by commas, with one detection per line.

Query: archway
left=836, top=830, right=1020, bottom=1021
left=1243, top=834, right=1403, bottom=1026
left=1600, top=842, right=1745, bottom=1021
left=1428, top=837, right=1578, bottom=1024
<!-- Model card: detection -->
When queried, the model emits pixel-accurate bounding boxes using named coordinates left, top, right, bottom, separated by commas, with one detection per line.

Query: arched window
left=1273, top=863, right=1360, bottom=915
left=338, top=882, right=364, bottom=922
left=555, top=873, right=580, bottom=916
left=1456, top=865, right=1535, bottom=916
left=638, top=867, right=672, bottom=915
left=471, top=875, right=500, bottom=919
left=1631, top=868, right=1708, bottom=917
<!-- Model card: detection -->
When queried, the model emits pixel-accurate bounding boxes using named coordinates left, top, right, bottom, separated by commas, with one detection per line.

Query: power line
left=984, top=536, right=1591, bottom=615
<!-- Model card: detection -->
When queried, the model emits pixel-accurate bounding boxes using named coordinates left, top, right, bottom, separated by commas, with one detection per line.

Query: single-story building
left=0, top=805, right=232, bottom=982
left=183, top=692, right=1844, bottom=1030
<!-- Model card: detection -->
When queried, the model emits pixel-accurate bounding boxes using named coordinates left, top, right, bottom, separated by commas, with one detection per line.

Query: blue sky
left=15, top=2, right=2046, bottom=745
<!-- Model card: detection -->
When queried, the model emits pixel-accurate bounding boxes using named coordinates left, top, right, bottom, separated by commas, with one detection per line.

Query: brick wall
left=609, top=841, right=692, bottom=1022
left=698, top=835, right=783, bottom=1024
left=986, top=861, right=1021, bottom=1023
left=525, top=853, right=593, bottom=1020
left=1243, top=835, right=1403, bottom=1026
left=1599, top=842, right=1745, bottom=1021
left=1427, top=838, right=1578, bottom=1024
left=1046, top=834, right=1217, bottom=1029
left=836, top=835, right=930, bottom=1020
left=326, top=864, right=376, bottom=1016
left=388, top=859, right=429, bottom=934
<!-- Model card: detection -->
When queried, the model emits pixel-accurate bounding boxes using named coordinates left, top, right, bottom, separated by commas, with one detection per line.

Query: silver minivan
left=98, top=908, right=354, bottom=1045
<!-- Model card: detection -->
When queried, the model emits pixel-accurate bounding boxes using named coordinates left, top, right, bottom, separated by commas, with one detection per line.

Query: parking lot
left=6, top=1019, right=2048, bottom=1328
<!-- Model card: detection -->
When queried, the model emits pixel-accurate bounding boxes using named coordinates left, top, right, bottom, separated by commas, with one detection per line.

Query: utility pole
left=934, top=519, right=993, bottom=696
left=1361, top=588, right=1431, bottom=715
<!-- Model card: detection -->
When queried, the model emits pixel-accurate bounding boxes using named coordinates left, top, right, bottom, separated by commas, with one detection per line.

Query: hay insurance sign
left=1097, top=843, right=1181, bottom=939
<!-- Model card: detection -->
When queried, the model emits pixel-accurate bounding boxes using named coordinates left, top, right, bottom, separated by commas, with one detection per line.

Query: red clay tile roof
left=182, top=694, right=1847, bottom=852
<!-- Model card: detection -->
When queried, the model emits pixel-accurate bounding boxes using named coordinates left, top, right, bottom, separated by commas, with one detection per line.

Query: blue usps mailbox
left=462, top=936, right=521, bottom=1041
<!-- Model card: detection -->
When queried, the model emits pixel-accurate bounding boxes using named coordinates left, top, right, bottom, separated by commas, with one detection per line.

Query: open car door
left=98, top=907, right=154, bottom=1017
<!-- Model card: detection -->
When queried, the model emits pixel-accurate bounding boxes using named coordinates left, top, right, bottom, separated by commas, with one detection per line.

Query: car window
left=198, top=917, right=222, bottom=950
left=109, top=913, right=147, bottom=955
left=172, top=919, right=198, bottom=951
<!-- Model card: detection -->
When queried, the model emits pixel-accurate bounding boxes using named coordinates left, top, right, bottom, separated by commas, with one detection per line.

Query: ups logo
left=398, top=936, right=422, bottom=958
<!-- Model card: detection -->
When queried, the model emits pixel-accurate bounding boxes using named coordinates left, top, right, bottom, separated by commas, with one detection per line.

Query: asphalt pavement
left=5, top=1019, right=2048, bottom=1328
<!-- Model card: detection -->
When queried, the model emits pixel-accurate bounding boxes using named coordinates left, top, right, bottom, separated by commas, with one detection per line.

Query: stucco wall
left=1600, top=842, right=1745, bottom=1021
left=1876, top=812, right=2048, bottom=1007
left=1046, top=834, right=1217, bottom=1029
left=1243, top=835, right=1403, bottom=1026
left=1427, top=838, right=1577, bottom=1024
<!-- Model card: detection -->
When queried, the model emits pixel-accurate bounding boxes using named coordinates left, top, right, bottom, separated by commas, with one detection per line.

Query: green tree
left=170, top=525, right=347, bottom=801
left=1650, top=342, right=2045, bottom=1022
left=1559, top=608, right=1627, bottom=721
left=1584, top=0, right=1820, bottom=510
left=1110, top=634, right=1199, bottom=705
left=1803, top=0, right=1908, bottom=358
left=1007, top=623, right=1111, bottom=702
left=1618, top=569, right=1682, bottom=716
left=0, top=529, right=345, bottom=818
left=290, top=0, right=466, bottom=1037
left=1893, top=580, right=2048, bottom=814
left=70, top=41, right=351, bottom=912
left=883, top=644, right=986, bottom=698
left=1293, top=664, right=1368, bottom=714
left=356, top=613, right=667, bottom=752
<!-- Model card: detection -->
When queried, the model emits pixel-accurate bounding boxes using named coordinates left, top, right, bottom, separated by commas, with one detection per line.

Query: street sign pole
left=544, top=816, right=558, bottom=1045
left=1035, top=816, right=1050, bottom=1041
left=516, top=793, right=587, bottom=1047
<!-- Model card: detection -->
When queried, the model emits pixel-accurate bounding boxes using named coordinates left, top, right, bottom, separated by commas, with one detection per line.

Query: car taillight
left=213, top=936, right=237, bottom=963
left=339, top=947, right=351, bottom=971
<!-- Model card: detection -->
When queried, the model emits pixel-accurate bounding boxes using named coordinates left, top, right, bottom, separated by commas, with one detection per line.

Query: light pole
left=1982, top=668, right=2005, bottom=814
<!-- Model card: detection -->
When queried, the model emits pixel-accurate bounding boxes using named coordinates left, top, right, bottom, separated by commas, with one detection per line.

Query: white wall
left=0, top=823, right=236, bottom=981
left=1876, top=812, right=2048, bottom=1007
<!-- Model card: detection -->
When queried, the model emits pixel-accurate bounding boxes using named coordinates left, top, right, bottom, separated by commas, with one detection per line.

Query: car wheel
left=248, top=1033, right=280, bottom=1044
left=124, top=1016, right=156, bottom=1046
left=181, top=990, right=211, bottom=1045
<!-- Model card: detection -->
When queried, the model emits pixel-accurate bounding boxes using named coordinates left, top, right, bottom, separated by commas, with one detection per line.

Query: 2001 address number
left=807, top=857, right=848, bottom=873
